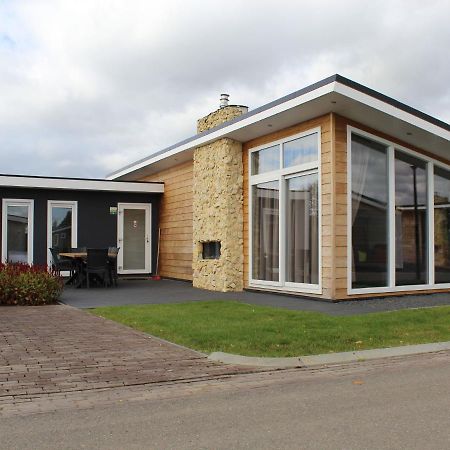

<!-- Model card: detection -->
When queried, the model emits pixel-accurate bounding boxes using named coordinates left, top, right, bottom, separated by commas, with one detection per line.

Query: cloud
left=0, top=0, right=448, bottom=178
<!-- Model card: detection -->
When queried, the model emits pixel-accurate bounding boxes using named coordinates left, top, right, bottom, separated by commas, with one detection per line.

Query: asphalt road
left=2, top=352, right=450, bottom=449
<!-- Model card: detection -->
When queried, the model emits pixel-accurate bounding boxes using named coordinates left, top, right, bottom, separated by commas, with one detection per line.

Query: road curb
left=208, top=341, right=450, bottom=368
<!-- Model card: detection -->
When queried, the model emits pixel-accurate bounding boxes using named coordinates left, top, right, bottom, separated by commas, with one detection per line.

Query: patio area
left=60, top=278, right=450, bottom=316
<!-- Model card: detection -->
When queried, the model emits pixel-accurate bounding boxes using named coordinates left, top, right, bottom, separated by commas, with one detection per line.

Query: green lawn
left=91, top=301, right=450, bottom=357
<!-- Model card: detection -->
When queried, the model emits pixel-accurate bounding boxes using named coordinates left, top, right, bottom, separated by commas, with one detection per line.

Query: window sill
left=249, top=281, right=322, bottom=296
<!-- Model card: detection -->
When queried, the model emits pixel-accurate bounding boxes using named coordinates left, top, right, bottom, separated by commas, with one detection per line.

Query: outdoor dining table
left=59, top=251, right=117, bottom=287
left=59, top=252, right=117, bottom=259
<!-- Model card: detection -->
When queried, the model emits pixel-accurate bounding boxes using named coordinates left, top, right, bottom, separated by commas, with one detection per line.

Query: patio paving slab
left=0, top=305, right=255, bottom=412
left=61, top=278, right=450, bottom=315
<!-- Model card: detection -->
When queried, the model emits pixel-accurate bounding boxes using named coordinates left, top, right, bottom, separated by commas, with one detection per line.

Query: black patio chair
left=108, top=247, right=120, bottom=287
left=49, top=248, right=74, bottom=277
left=84, top=248, right=110, bottom=288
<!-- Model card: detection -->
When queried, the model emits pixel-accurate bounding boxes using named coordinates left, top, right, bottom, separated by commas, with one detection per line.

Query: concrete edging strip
left=208, top=341, right=450, bottom=368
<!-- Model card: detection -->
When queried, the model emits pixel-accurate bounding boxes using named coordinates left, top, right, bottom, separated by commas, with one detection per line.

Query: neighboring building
left=108, top=75, right=450, bottom=300
left=0, top=175, right=163, bottom=274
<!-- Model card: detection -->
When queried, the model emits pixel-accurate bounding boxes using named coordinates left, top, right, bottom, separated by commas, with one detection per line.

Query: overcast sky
left=1, top=0, right=449, bottom=179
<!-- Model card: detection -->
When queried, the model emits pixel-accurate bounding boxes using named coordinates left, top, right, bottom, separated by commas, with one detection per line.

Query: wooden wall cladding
left=140, top=161, right=194, bottom=280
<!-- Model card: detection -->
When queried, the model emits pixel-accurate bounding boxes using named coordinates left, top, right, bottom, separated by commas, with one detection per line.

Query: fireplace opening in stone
left=202, top=241, right=221, bottom=260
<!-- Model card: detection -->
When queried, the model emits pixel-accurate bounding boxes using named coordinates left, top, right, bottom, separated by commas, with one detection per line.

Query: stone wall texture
left=193, top=105, right=246, bottom=291
left=192, top=138, right=244, bottom=291
left=192, top=105, right=247, bottom=292
left=197, top=106, right=248, bottom=133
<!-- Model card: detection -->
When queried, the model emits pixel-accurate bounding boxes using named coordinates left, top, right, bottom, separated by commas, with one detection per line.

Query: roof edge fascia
left=107, top=75, right=450, bottom=180
left=0, top=174, right=164, bottom=193
left=107, top=77, right=338, bottom=180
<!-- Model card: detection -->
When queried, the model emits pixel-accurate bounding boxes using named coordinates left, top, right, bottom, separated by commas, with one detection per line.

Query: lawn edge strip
left=208, top=341, right=450, bottom=368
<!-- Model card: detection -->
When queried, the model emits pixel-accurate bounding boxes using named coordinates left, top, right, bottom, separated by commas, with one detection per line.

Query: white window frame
left=248, top=127, right=322, bottom=295
left=47, top=200, right=78, bottom=269
left=1, top=198, right=34, bottom=264
left=347, top=125, right=450, bottom=295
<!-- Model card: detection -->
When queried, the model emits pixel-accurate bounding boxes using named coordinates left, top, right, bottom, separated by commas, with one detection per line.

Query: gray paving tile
left=61, top=278, right=450, bottom=315
left=0, top=305, right=253, bottom=412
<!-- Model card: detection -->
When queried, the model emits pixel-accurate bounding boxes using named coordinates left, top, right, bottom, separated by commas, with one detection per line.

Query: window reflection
left=251, top=145, right=279, bottom=175
left=7, top=205, right=29, bottom=263
left=252, top=181, right=279, bottom=281
left=51, top=207, right=72, bottom=252
left=283, top=133, right=318, bottom=168
left=286, top=174, right=319, bottom=284
left=395, top=151, right=428, bottom=285
left=351, top=135, right=388, bottom=288
left=434, top=167, right=450, bottom=284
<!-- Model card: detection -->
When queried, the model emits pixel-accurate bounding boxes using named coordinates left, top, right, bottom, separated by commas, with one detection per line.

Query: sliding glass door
left=2, top=199, right=34, bottom=264
left=249, top=129, right=321, bottom=293
left=252, top=181, right=280, bottom=282
left=285, top=173, right=319, bottom=285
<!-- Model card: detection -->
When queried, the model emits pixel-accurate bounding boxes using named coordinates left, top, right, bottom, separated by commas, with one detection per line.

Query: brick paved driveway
left=0, top=305, right=254, bottom=415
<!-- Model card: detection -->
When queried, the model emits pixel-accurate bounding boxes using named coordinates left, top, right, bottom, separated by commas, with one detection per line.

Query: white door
left=117, top=203, right=151, bottom=274
left=1, top=199, right=34, bottom=264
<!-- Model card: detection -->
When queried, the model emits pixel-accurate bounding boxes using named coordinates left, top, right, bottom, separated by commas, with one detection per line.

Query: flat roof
left=0, top=173, right=164, bottom=193
left=108, top=74, right=450, bottom=181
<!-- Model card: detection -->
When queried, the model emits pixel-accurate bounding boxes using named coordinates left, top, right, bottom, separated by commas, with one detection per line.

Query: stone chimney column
left=192, top=98, right=248, bottom=292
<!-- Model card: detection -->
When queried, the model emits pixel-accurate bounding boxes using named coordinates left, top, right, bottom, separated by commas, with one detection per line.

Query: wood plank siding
left=140, top=161, right=194, bottom=281
left=243, top=114, right=334, bottom=299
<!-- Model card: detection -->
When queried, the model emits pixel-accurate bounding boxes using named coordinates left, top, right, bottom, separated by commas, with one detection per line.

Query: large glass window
left=395, top=151, right=428, bottom=285
left=351, top=135, right=389, bottom=288
left=434, top=167, right=450, bottom=284
left=250, top=130, right=320, bottom=290
left=252, top=181, right=280, bottom=281
left=350, top=129, right=450, bottom=292
left=47, top=201, right=77, bottom=269
left=6, top=205, right=30, bottom=263
left=286, top=174, right=319, bottom=284
left=2, top=200, right=33, bottom=264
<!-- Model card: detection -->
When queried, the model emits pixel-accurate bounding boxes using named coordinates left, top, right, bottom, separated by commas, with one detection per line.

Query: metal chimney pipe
left=220, top=93, right=229, bottom=108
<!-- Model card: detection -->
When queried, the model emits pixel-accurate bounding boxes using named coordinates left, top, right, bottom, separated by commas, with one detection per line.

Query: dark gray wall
left=0, top=187, right=161, bottom=273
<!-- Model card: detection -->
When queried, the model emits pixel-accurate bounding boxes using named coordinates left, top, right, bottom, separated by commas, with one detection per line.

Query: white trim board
left=0, top=175, right=164, bottom=193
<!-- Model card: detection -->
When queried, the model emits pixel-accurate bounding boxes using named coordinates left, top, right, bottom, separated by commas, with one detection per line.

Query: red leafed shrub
left=0, top=263, right=63, bottom=306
